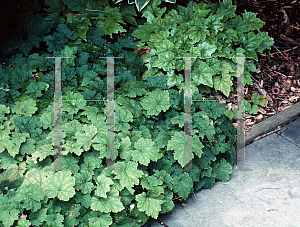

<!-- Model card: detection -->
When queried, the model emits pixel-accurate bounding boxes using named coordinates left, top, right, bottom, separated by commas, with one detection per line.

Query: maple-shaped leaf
left=81, top=106, right=106, bottom=125
left=24, top=82, right=48, bottom=100
left=242, top=10, right=265, bottom=31
left=167, top=131, right=204, bottom=168
left=27, top=208, right=47, bottom=226
left=17, top=217, right=32, bottom=227
left=115, top=81, right=148, bottom=98
left=191, top=6, right=211, bottom=18
left=21, top=168, right=54, bottom=190
left=141, top=89, right=171, bottom=116
left=44, top=171, right=75, bottom=201
left=225, top=28, right=238, bottom=42
left=212, top=158, right=233, bottom=182
left=193, top=60, right=214, bottom=87
left=212, top=141, right=230, bottom=156
left=88, top=213, right=112, bottom=227
left=62, top=140, right=84, bottom=156
left=2, top=132, right=29, bottom=158
left=90, top=136, right=107, bottom=159
left=115, top=95, right=144, bottom=119
left=192, top=112, right=216, bottom=141
left=154, top=39, right=175, bottom=55
left=0, top=209, right=20, bottom=227
left=131, top=138, right=163, bottom=166
left=171, top=172, right=193, bottom=200
left=160, top=188, right=175, bottom=214
left=198, top=101, right=227, bottom=120
left=205, top=14, right=224, bottom=35
left=232, top=15, right=249, bottom=33
left=94, top=6, right=127, bottom=39
left=0, top=127, right=10, bottom=154
left=206, top=57, right=221, bottom=75
left=0, top=104, right=10, bottom=124
left=40, top=111, right=54, bottom=129
left=115, top=108, right=133, bottom=132
left=231, top=48, right=246, bottom=64
left=15, top=183, right=44, bottom=212
left=135, top=188, right=165, bottom=219
left=165, top=70, right=183, bottom=88
left=149, top=30, right=170, bottom=43
left=11, top=99, right=38, bottom=116
left=118, top=136, right=134, bottom=161
left=188, top=25, right=209, bottom=43
left=31, top=144, right=56, bottom=164
left=171, top=113, right=185, bottom=128
left=61, top=154, right=79, bottom=175
left=140, top=0, right=166, bottom=15
left=132, top=24, right=155, bottom=42
left=62, top=119, right=82, bottom=135
left=94, top=174, right=114, bottom=198
left=112, top=161, right=144, bottom=195
left=96, top=20, right=127, bottom=39
left=218, top=0, right=237, bottom=19
left=198, top=42, right=217, bottom=59
left=75, top=124, right=98, bottom=151
left=62, top=92, right=86, bottom=115
left=256, top=32, right=274, bottom=53
left=152, top=51, right=176, bottom=72
left=213, top=73, right=233, bottom=97
left=90, top=186, right=124, bottom=213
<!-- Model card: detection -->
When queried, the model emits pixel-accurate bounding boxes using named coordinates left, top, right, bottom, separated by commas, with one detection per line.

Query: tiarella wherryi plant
left=132, top=0, right=273, bottom=97
left=0, top=0, right=272, bottom=226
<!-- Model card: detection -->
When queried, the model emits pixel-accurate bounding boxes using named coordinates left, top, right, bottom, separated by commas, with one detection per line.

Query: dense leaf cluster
left=0, top=0, right=271, bottom=226
left=132, top=0, right=273, bottom=97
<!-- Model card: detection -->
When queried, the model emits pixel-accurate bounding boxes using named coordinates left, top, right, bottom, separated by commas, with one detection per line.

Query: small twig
left=252, top=127, right=280, bottom=142
left=156, top=218, right=169, bottom=227
left=267, top=68, right=288, bottom=78
left=261, top=68, right=273, bottom=79
left=270, top=46, right=299, bottom=57
left=251, top=76, right=274, bottom=107
left=271, top=45, right=286, bottom=59
left=277, top=127, right=288, bottom=137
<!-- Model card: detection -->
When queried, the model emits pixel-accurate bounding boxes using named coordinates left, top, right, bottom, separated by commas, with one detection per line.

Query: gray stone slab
left=142, top=118, right=300, bottom=227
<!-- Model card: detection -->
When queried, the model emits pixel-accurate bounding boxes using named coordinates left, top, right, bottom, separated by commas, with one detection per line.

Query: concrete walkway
left=144, top=116, right=300, bottom=227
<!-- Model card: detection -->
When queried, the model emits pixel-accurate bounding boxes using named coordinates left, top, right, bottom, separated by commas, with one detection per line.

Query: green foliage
left=225, top=93, right=269, bottom=119
left=112, top=0, right=176, bottom=13
left=244, top=93, right=269, bottom=115
left=132, top=0, right=274, bottom=97
left=0, top=0, right=267, bottom=226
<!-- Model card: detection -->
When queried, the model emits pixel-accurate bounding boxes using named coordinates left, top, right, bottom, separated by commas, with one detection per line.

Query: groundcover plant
left=0, top=0, right=273, bottom=226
